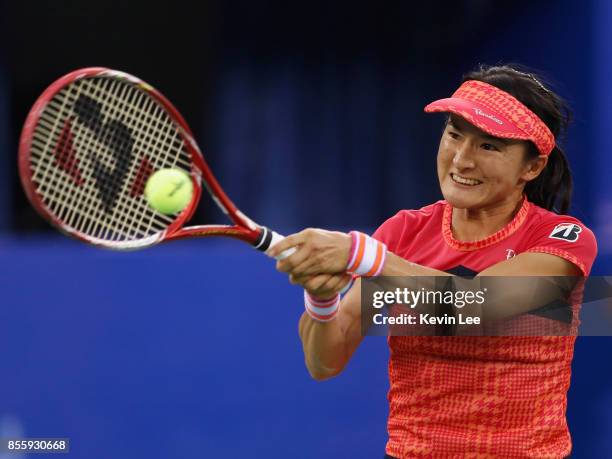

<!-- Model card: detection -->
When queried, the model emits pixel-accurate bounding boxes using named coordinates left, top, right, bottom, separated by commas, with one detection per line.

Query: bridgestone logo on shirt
left=549, top=223, right=582, bottom=242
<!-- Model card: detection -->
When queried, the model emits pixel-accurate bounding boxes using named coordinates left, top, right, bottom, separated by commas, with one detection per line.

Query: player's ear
left=521, top=154, right=548, bottom=182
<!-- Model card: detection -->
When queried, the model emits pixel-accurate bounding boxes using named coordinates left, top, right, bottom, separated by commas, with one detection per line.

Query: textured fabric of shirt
left=373, top=199, right=598, bottom=459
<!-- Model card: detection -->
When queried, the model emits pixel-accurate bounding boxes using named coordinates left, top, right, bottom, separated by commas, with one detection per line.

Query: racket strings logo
left=53, top=117, right=85, bottom=186
left=129, top=157, right=154, bottom=197
left=72, top=94, right=136, bottom=213
left=548, top=223, right=582, bottom=242
left=49, top=88, right=161, bottom=217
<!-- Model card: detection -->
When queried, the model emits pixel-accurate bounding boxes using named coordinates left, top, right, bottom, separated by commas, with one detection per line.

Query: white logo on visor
left=473, top=108, right=503, bottom=125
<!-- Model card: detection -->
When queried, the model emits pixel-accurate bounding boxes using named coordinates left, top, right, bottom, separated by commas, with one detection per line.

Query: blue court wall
left=0, top=63, right=9, bottom=232
left=0, top=238, right=610, bottom=459
left=568, top=2, right=612, bottom=456
left=592, top=0, right=612, bottom=269
left=0, top=239, right=389, bottom=459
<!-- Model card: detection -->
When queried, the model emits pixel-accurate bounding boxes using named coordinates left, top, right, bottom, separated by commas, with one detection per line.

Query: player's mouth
left=450, top=173, right=482, bottom=186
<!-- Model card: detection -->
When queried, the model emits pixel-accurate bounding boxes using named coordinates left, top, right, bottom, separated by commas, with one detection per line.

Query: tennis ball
left=144, top=168, right=194, bottom=215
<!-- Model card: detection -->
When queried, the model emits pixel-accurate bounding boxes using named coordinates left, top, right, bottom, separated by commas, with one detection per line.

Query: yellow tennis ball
left=144, top=168, right=194, bottom=215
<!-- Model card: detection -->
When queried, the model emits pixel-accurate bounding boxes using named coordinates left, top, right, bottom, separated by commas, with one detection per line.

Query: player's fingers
left=289, top=273, right=325, bottom=289
left=286, top=245, right=348, bottom=277
left=326, top=273, right=352, bottom=291
left=303, top=273, right=335, bottom=292
left=294, top=272, right=345, bottom=287
left=296, top=251, right=342, bottom=277
left=317, top=273, right=352, bottom=295
left=275, top=243, right=312, bottom=273
left=284, top=252, right=326, bottom=277
left=289, top=273, right=315, bottom=287
left=267, top=231, right=307, bottom=258
left=312, top=274, right=351, bottom=298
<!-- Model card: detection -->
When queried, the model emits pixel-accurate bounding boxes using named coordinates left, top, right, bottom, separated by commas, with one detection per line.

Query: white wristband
left=304, top=291, right=340, bottom=322
left=346, top=231, right=387, bottom=277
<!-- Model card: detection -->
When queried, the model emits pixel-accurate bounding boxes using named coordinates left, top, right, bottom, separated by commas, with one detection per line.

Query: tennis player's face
left=437, top=115, right=534, bottom=211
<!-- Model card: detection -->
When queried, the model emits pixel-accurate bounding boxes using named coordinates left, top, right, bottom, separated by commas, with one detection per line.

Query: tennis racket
left=19, top=67, right=293, bottom=257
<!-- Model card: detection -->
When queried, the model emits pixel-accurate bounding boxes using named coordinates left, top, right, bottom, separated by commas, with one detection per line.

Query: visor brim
left=424, top=97, right=531, bottom=141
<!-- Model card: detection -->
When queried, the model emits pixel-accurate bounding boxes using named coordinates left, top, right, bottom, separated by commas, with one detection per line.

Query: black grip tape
left=253, top=227, right=273, bottom=251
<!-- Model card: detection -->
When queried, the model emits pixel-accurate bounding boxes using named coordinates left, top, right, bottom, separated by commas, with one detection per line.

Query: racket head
left=19, top=68, right=209, bottom=249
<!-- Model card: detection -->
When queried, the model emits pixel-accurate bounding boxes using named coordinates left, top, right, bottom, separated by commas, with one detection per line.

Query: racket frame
left=19, top=67, right=269, bottom=250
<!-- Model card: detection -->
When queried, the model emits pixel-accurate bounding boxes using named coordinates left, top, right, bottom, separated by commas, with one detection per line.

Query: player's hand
left=268, top=228, right=352, bottom=277
left=290, top=272, right=352, bottom=299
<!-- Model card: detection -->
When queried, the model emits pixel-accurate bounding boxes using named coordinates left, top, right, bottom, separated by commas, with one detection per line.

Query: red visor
left=424, top=80, right=555, bottom=156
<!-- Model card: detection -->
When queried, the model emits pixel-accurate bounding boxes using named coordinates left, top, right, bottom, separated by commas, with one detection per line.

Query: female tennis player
left=268, top=64, right=598, bottom=458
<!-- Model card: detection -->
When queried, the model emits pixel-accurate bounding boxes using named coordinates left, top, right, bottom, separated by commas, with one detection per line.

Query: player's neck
left=451, top=196, right=524, bottom=242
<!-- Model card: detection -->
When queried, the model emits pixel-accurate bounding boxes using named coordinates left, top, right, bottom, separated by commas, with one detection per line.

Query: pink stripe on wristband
left=304, top=291, right=340, bottom=322
left=308, top=295, right=338, bottom=308
left=306, top=308, right=338, bottom=322
left=346, top=231, right=387, bottom=277
left=346, top=231, right=360, bottom=271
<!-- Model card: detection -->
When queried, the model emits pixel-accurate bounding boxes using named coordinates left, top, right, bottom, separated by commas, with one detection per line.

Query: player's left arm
left=376, top=218, right=597, bottom=320
left=271, top=229, right=589, bottom=279
left=271, top=222, right=597, bottom=322
left=337, top=247, right=580, bottom=277
left=271, top=229, right=581, bottom=279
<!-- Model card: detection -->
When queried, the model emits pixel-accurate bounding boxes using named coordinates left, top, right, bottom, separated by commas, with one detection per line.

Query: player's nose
left=452, top=141, right=477, bottom=169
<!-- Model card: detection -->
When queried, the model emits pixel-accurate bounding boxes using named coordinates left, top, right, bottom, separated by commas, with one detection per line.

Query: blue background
left=1, top=0, right=610, bottom=457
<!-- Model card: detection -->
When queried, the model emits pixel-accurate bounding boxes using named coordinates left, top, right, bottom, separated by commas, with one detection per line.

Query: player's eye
left=447, top=131, right=460, bottom=139
left=481, top=143, right=500, bottom=151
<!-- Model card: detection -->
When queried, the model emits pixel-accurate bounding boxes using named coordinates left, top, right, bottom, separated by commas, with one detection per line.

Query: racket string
left=107, top=89, right=171, bottom=240
left=96, top=78, right=152, bottom=241
left=77, top=78, right=178, bottom=240
left=111, top=84, right=158, bottom=240
left=48, top=78, right=126, bottom=237
left=33, top=85, right=77, bottom=202
left=63, top=78, right=115, bottom=234
left=35, top=84, right=87, bottom=226
left=72, top=80, right=141, bottom=238
left=128, top=94, right=178, bottom=239
left=28, top=75, right=192, bottom=244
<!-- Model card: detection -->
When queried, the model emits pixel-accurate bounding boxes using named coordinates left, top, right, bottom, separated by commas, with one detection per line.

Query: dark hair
left=461, top=64, right=573, bottom=214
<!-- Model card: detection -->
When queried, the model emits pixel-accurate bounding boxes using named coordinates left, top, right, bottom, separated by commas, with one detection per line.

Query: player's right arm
left=298, top=278, right=363, bottom=381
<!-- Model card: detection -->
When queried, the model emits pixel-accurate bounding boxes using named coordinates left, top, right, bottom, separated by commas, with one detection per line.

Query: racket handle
left=254, top=227, right=296, bottom=260
left=268, top=231, right=296, bottom=260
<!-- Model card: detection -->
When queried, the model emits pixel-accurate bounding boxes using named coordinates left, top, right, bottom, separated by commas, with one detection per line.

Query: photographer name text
left=373, top=313, right=480, bottom=325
